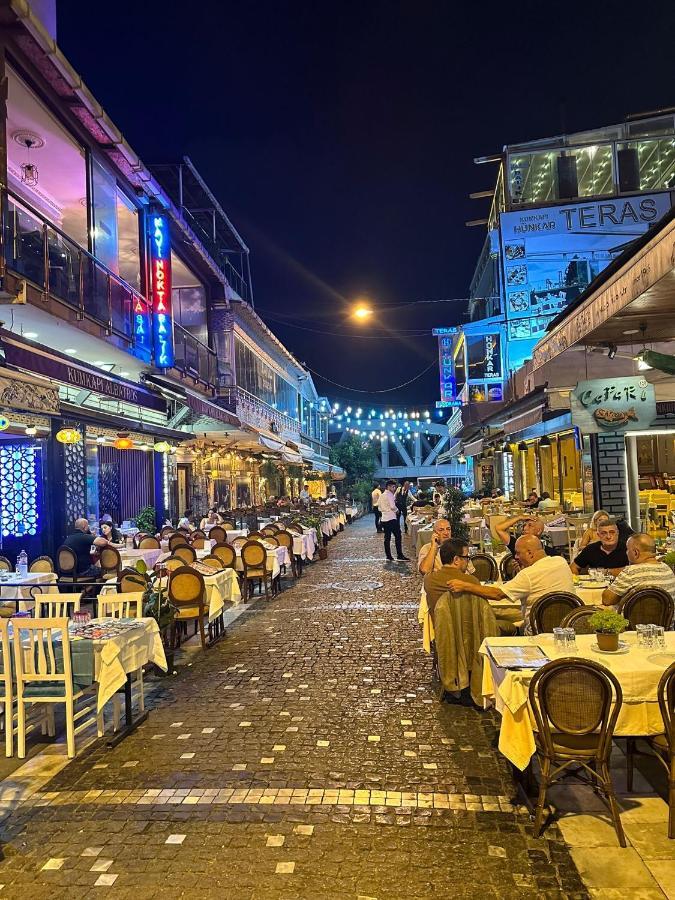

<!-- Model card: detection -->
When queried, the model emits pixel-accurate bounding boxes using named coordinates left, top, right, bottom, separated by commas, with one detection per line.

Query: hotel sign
left=570, top=377, right=656, bottom=433
left=149, top=214, right=174, bottom=368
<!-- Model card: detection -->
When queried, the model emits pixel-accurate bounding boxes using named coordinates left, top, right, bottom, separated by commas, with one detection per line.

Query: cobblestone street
left=0, top=519, right=586, bottom=899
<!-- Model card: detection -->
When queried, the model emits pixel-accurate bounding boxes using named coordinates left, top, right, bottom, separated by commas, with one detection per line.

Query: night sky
left=58, top=0, right=675, bottom=405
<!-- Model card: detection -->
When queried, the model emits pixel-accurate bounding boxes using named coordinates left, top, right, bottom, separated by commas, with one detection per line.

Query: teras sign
left=149, top=214, right=174, bottom=368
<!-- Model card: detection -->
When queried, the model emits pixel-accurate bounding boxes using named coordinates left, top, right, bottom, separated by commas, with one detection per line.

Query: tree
left=329, top=436, right=377, bottom=485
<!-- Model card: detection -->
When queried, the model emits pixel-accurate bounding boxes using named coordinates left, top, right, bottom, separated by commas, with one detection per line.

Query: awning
left=298, top=444, right=316, bottom=461
left=306, top=458, right=346, bottom=480
left=282, top=450, right=304, bottom=464
left=463, top=438, right=483, bottom=457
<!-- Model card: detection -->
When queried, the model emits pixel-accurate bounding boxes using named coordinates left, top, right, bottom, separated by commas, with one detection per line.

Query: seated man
left=418, top=519, right=451, bottom=575
left=495, top=513, right=557, bottom=557
left=602, top=533, right=675, bottom=607
left=571, top=519, right=628, bottom=576
left=423, top=538, right=477, bottom=616
left=64, top=517, right=107, bottom=578
left=446, top=535, right=574, bottom=630
left=538, top=491, right=557, bottom=510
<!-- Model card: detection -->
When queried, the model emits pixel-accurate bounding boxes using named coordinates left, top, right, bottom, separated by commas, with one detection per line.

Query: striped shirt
left=610, top=561, right=675, bottom=600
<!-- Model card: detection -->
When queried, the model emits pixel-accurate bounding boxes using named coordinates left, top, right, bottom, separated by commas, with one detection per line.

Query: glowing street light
left=352, top=303, right=373, bottom=321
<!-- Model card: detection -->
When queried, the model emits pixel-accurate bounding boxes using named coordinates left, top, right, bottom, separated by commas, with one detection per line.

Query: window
left=172, top=252, right=207, bottom=343
left=235, top=337, right=299, bottom=421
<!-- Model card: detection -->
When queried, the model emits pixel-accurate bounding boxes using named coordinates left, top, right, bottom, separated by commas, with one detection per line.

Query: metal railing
left=220, top=384, right=301, bottom=435
left=1, top=188, right=151, bottom=349
left=173, top=323, right=217, bottom=387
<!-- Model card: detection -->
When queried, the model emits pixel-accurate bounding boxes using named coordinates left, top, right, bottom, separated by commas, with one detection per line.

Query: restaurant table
left=293, top=532, right=315, bottom=560
left=120, top=547, right=163, bottom=569
left=543, top=525, right=570, bottom=549
left=479, top=631, right=675, bottom=770
left=156, top=548, right=210, bottom=565
left=0, top=572, right=57, bottom=611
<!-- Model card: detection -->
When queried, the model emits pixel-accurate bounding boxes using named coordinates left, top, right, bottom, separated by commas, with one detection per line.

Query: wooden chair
left=241, top=540, right=273, bottom=602
left=499, top=553, right=520, bottom=582
left=529, top=592, right=583, bottom=635
left=99, top=546, right=122, bottom=580
left=560, top=606, right=604, bottom=635
left=138, top=536, right=160, bottom=550
left=626, top=661, right=675, bottom=838
left=275, top=530, right=299, bottom=577
left=160, top=526, right=175, bottom=539
left=168, top=566, right=208, bottom=651
left=469, top=553, right=498, bottom=583
left=190, top=530, right=207, bottom=542
left=232, top=536, right=248, bottom=551
left=99, top=593, right=143, bottom=619
left=209, top=526, right=227, bottom=544
left=264, top=535, right=280, bottom=548
left=132, top=532, right=149, bottom=548
left=619, top=588, right=675, bottom=630
left=191, top=537, right=206, bottom=550
left=13, top=617, right=102, bottom=758
left=286, top=523, right=302, bottom=535
left=118, top=568, right=147, bottom=593
left=33, top=590, right=81, bottom=618
left=29, top=556, right=54, bottom=574
left=529, top=658, right=625, bottom=846
left=162, top=556, right=185, bottom=574
left=56, top=546, right=97, bottom=588
left=0, top=557, right=11, bottom=572
left=202, top=555, right=225, bottom=571
left=220, top=521, right=235, bottom=531
left=0, top=619, right=13, bottom=757
left=261, top=526, right=277, bottom=537
left=168, top=533, right=189, bottom=552
left=173, top=544, right=197, bottom=565
left=211, top=543, right=236, bottom=569
left=248, top=531, right=265, bottom=540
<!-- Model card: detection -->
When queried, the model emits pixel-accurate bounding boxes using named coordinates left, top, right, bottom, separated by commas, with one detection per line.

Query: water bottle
left=16, top=550, right=28, bottom=577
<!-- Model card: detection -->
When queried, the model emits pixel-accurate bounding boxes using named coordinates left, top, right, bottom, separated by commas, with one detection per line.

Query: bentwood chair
left=168, top=533, right=190, bottom=552
left=132, top=532, right=149, bottom=548
left=529, top=658, right=625, bottom=846
left=211, top=543, right=236, bottom=569
left=561, top=606, right=604, bottom=635
left=468, top=553, right=498, bottom=583
left=275, top=530, right=299, bottom=577
left=241, top=541, right=273, bottom=602
left=56, top=546, right=97, bottom=589
left=248, top=531, right=265, bottom=540
left=0, top=557, right=11, bottom=573
left=162, top=556, right=185, bottom=575
left=99, top=546, right=122, bottom=580
left=209, top=526, right=227, bottom=544
left=263, top=535, right=280, bottom=548
left=29, top=556, right=54, bottom=574
left=190, top=529, right=207, bottom=542
left=173, top=544, right=197, bottom=565
left=220, top=521, right=235, bottom=531
left=168, top=566, right=208, bottom=651
left=619, top=587, right=675, bottom=630
left=138, top=536, right=160, bottom=550
left=529, top=592, right=583, bottom=635
left=287, top=523, right=303, bottom=535
left=232, top=536, right=248, bottom=551
left=201, top=555, right=225, bottom=571
left=499, top=553, right=520, bottom=582
left=160, top=526, right=175, bottom=540
left=118, top=568, right=148, bottom=594
left=626, top=662, right=675, bottom=837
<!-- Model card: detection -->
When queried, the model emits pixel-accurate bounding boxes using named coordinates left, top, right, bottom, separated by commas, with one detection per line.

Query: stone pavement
left=0, top=518, right=587, bottom=899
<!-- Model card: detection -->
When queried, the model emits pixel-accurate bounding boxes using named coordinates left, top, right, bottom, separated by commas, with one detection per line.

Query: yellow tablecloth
left=479, top=632, right=675, bottom=770
left=92, top=617, right=166, bottom=712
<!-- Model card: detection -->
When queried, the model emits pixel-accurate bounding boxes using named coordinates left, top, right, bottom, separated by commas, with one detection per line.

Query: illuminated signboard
left=149, top=214, right=174, bottom=368
left=436, top=333, right=455, bottom=403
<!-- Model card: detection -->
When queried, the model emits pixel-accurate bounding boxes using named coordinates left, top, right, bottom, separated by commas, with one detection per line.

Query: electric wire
left=303, top=360, right=437, bottom=393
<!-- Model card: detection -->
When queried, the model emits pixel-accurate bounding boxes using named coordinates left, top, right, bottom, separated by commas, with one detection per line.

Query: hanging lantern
left=0, top=416, right=9, bottom=432
left=153, top=441, right=171, bottom=453
left=113, top=433, right=134, bottom=450
left=56, top=427, right=82, bottom=444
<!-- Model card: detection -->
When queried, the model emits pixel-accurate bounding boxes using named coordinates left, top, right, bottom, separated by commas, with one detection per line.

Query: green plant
left=442, top=486, right=469, bottom=541
left=135, top=505, right=156, bottom=534
left=351, top=479, right=373, bottom=506
left=588, top=610, right=628, bottom=634
left=142, top=575, right=175, bottom=630
left=329, top=436, right=376, bottom=485
left=662, top=551, right=675, bottom=572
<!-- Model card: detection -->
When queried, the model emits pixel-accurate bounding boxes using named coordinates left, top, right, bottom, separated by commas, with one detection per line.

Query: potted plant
left=588, top=609, right=629, bottom=652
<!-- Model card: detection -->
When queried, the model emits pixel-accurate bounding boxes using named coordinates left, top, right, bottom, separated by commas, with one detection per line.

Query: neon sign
left=149, top=214, right=174, bottom=368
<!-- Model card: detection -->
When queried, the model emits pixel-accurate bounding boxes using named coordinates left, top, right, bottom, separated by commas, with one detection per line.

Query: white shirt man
left=378, top=481, right=408, bottom=560
left=372, top=485, right=383, bottom=533
left=371, top=486, right=382, bottom=506
left=417, top=519, right=452, bottom=575
left=377, top=486, right=397, bottom=522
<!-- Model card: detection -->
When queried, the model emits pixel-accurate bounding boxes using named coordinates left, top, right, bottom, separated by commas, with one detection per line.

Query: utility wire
left=258, top=311, right=442, bottom=339
left=304, top=360, right=437, bottom=393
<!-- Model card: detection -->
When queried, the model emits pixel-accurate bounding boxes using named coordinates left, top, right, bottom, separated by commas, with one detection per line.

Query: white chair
left=98, top=593, right=146, bottom=729
left=0, top=619, right=12, bottom=757
left=12, top=617, right=102, bottom=758
left=34, top=592, right=82, bottom=619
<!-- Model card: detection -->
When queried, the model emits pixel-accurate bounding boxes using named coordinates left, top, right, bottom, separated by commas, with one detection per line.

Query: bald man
left=602, top=533, right=675, bottom=607
left=446, top=535, right=574, bottom=630
left=418, top=519, right=452, bottom=575
left=63, top=517, right=107, bottom=578
left=495, top=513, right=557, bottom=557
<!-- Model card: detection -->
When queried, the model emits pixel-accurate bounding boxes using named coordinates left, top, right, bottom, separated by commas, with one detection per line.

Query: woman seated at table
left=99, top=521, right=124, bottom=546
left=571, top=519, right=629, bottom=576
left=200, top=508, right=223, bottom=530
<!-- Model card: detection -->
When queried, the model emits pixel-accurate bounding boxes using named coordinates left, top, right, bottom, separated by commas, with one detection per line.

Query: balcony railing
left=220, top=385, right=300, bottom=435
left=173, top=323, right=217, bottom=387
left=1, top=188, right=152, bottom=351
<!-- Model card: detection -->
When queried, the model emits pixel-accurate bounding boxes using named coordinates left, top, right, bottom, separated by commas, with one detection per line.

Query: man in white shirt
left=299, top=484, right=311, bottom=505
left=378, top=480, right=409, bottom=561
left=446, top=535, right=574, bottom=628
left=418, top=519, right=452, bottom=575
left=371, top=483, right=383, bottom=533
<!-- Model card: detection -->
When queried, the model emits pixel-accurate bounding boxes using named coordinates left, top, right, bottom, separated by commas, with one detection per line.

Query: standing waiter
left=371, top=483, right=383, bottom=533
left=378, top=480, right=409, bottom=561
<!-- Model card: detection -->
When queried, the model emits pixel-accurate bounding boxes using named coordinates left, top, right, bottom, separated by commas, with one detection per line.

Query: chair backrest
left=275, top=530, right=293, bottom=551
left=168, top=566, right=205, bottom=612
left=138, top=536, right=160, bottom=549
left=168, top=533, right=189, bottom=551
left=657, top=661, right=675, bottom=755
left=37, top=593, right=81, bottom=618
left=286, top=523, right=302, bottom=534
left=264, top=535, right=280, bottom=548
left=261, top=526, right=277, bottom=536
left=0, top=556, right=11, bottom=573
left=620, top=587, right=675, bottom=629
left=13, top=617, right=73, bottom=700
left=241, top=540, right=267, bottom=570
left=191, top=537, right=207, bottom=550
left=211, top=543, right=236, bottom=568
left=118, top=568, right=148, bottom=593
left=248, top=531, right=264, bottom=540
left=499, top=553, right=520, bottom=582
left=99, top=593, right=143, bottom=619
left=191, top=529, right=207, bottom=541
left=232, top=536, right=248, bottom=551
left=220, top=521, right=235, bottom=530
left=160, top=526, right=175, bottom=539
left=209, top=526, right=227, bottom=544
left=529, top=658, right=622, bottom=762
left=99, top=546, right=122, bottom=576
left=469, top=553, right=498, bottom=582
left=56, top=545, right=77, bottom=576
left=529, top=592, right=583, bottom=635
left=560, top=605, right=604, bottom=635
left=133, top=532, right=149, bottom=548
left=29, top=555, right=54, bottom=574
left=201, top=555, right=224, bottom=571
left=173, top=544, right=197, bottom=565
left=0, top=619, right=11, bottom=701
left=162, top=556, right=185, bottom=574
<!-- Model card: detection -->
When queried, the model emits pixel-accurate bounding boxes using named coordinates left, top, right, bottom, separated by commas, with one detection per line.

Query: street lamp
left=352, top=304, right=373, bottom=321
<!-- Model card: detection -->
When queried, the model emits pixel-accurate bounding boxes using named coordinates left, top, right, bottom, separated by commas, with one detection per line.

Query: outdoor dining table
left=293, top=531, right=316, bottom=560
left=0, top=572, right=58, bottom=611
left=120, top=547, right=163, bottom=569
left=479, top=631, right=675, bottom=770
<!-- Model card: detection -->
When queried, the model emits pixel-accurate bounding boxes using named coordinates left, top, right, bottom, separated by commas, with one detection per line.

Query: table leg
left=107, top=672, right=148, bottom=747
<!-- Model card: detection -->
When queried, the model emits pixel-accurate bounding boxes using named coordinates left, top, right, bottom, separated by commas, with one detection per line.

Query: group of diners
left=418, top=509, right=675, bottom=635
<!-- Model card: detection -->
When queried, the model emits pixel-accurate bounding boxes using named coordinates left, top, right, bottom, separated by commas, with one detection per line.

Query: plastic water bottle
left=16, top=550, right=28, bottom=577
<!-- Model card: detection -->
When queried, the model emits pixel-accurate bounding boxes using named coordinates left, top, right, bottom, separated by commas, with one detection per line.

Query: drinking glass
left=563, top=627, right=577, bottom=651
left=636, top=624, right=650, bottom=648
left=653, top=625, right=666, bottom=649
left=553, top=628, right=565, bottom=651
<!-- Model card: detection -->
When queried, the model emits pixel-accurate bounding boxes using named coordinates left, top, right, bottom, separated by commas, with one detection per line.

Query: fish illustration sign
left=570, top=377, right=656, bottom=434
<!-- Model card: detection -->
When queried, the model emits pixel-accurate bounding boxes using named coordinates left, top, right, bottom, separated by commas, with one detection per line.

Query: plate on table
left=591, top=641, right=630, bottom=655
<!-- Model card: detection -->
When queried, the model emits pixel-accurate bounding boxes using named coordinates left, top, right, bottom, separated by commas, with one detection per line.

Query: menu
left=487, top=644, right=550, bottom=670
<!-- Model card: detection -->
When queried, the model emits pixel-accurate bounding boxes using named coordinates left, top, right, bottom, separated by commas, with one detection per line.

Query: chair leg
left=137, top=667, right=145, bottom=714
left=17, top=700, right=26, bottom=759
left=4, top=704, right=11, bottom=758
left=533, top=757, right=550, bottom=837
left=198, top=616, right=207, bottom=651
left=112, top=696, right=121, bottom=732
left=600, top=762, right=626, bottom=847
left=65, top=701, right=75, bottom=759
left=626, top=738, right=635, bottom=792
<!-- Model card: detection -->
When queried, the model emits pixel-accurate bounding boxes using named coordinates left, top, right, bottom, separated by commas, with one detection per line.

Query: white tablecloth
left=235, top=546, right=290, bottom=580
left=480, top=631, right=675, bottom=770
left=120, top=548, right=163, bottom=569
left=0, top=572, right=57, bottom=609
left=293, top=533, right=315, bottom=560
left=92, top=617, right=167, bottom=712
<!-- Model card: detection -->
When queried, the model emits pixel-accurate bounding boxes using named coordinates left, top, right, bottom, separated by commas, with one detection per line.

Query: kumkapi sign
left=570, top=377, right=656, bottom=434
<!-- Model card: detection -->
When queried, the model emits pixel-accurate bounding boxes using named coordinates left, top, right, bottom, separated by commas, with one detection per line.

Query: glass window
left=172, top=252, right=207, bottom=343
left=117, top=191, right=140, bottom=290
left=619, top=139, right=675, bottom=192
left=91, top=158, right=119, bottom=273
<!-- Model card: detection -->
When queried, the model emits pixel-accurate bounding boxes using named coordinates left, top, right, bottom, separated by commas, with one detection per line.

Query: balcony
left=173, top=323, right=217, bottom=389
left=220, top=385, right=300, bottom=436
